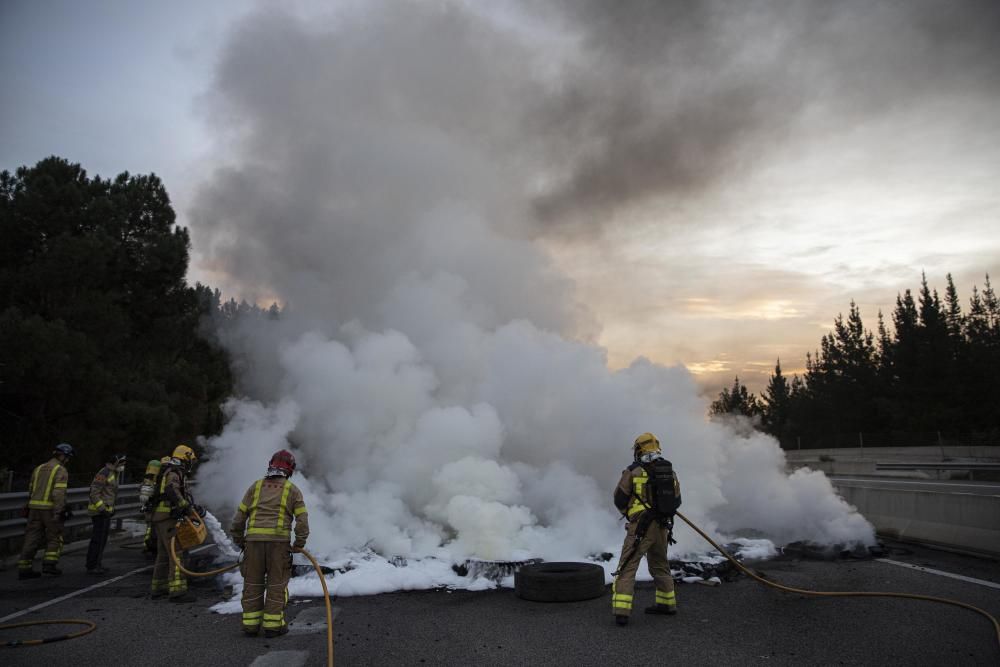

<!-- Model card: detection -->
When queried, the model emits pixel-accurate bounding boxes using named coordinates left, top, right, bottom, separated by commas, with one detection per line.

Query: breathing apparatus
left=138, top=459, right=163, bottom=512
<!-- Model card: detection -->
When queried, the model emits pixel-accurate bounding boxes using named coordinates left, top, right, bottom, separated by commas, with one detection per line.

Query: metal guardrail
left=0, top=483, right=144, bottom=542
left=875, top=462, right=1000, bottom=471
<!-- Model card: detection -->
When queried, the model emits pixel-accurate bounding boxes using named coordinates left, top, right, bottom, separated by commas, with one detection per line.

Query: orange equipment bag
left=175, top=514, right=207, bottom=550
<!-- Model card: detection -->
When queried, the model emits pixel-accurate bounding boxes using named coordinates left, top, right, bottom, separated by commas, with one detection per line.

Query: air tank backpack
left=643, top=458, right=681, bottom=524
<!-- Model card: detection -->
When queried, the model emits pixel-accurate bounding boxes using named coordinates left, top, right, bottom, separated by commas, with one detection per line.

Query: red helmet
left=268, top=449, right=297, bottom=475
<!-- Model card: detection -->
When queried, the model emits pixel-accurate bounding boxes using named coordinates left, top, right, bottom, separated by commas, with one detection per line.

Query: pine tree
left=710, top=376, right=761, bottom=418
left=761, top=359, right=791, bottom=436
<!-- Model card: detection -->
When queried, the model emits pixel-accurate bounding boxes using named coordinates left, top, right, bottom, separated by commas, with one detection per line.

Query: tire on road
left=514, top=562, right=606, bottom=602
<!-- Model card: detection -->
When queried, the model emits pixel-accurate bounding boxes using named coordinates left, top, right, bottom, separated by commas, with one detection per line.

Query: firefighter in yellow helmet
left=230, top=449, right=309, bottom=637
left=150, top=444, right=203, bottom=602
left=17, top=443, right=74, bottom=578
left=610, top=432, right=682, bottom=626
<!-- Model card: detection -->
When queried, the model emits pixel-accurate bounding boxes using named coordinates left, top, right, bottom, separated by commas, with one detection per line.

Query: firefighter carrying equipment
left=150, top=461, right=197, bottom=600
left=611, top=451, right=679, bottom=617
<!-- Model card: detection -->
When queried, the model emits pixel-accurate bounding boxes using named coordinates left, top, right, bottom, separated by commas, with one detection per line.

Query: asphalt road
left=2, top=534, right=999, bottom=666
left=829, top=476, right=1000, bottom=496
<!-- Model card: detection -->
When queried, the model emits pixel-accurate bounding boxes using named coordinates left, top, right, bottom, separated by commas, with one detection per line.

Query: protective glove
left=232, top=534, right=245, bottom=550
left=192, top=504, right=207, bottom=518
left=291, top=542, right=305, bottom=553
left=59, top=507, right=73, bottom=521
left=21, top=504, right=29, bottom=518
left=169, top=506, right=185, bottom=520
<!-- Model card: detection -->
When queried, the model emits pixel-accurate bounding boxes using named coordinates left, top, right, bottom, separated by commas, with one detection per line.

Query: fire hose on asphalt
left=169, top=535, right=335, bottom=667
left=3, top=511, right=996, bottom=659
left=674, top=510, right=1000, bottom=656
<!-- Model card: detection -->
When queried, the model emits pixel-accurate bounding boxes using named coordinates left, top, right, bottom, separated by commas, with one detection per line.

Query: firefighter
left=140, top=457, right=171, bottom=556
left=610, top=433, right=680, bottom=626
left=85, top=454, right=125, bottom=574
left=17, top=443, right=74, bottom=578
left=230, top=449, right=309, bottom=638
left=150, top=444, right=203, bottom=602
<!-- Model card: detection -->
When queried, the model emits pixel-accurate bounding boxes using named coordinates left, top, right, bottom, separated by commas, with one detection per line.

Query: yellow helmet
left=172, top=444, right=197, bottom=465
left=633, top=432, right=661, bottom=460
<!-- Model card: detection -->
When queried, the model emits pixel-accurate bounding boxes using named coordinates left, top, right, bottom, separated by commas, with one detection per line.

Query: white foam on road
left=876, top=559, right=1000, bottom=590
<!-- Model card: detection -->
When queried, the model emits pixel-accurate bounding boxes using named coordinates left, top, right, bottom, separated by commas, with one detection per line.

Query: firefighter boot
left=42, top=563, right=62, bottom=576
left=264, top=625, right=289, bottom=638
left=615, top=615, right=628, bottom=626
left=18, top=569, right=42, bottom=580
left=644, top=604, right=677, bottom=615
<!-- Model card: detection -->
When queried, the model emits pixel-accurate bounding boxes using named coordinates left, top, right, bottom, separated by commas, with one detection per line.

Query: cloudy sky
left=3, top=0, right=998, bottom=395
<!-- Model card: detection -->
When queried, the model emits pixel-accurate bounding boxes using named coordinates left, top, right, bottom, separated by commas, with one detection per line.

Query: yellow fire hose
left=169, top=537, right=335, bottom=667
left=675, top=510, right=1000, bottom=656
left=0, top=619, right=97, bottom=647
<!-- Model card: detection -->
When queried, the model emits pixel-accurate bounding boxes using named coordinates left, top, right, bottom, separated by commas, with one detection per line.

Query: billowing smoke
left=191, top=2, right=875, bottom=570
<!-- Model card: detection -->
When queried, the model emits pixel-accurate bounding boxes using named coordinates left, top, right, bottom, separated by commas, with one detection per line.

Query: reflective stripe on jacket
left=28, top=458, right=68, bottom=512
left=152, top=466, right=192, bottom=521
left=88, top=466, right=119, bottom=515
left=613, top=462, right=681, bottom=521
left=231, top=477, right=309, bottom=544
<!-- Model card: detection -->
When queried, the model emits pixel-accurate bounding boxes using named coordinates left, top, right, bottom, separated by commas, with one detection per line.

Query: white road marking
left=875, top=558, right=1000, bottom=590
left=0, top=543, right=215, bottom=624
left=288, top=605, right=340, bottom=634
left=248, top=650, right=310, bottom=666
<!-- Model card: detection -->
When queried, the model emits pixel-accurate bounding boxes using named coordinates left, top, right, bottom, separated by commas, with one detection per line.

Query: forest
left=712, top=273, right=1000, bottom=449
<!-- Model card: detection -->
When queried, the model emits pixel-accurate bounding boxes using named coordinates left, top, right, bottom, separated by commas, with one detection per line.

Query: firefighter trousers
left=241, top=541, right=292, bottom=633
left=86, top=513, right=112, bottom=570
left=612, top=517, right=676, bottom=616
left=151, top=519, right=187, bottom=597
left=18, top=509, right=63, bottom=571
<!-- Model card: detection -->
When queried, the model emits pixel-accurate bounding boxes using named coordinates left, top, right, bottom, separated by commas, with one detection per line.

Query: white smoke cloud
left=192, top=2, right=874, bottom=573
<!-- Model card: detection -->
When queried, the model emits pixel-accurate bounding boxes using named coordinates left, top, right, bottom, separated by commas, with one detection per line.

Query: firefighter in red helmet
left=230, top=449, right=309, bottom=637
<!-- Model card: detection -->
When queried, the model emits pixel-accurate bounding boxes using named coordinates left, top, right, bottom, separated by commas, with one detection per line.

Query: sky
left=2, top=0, right=999, bottom=396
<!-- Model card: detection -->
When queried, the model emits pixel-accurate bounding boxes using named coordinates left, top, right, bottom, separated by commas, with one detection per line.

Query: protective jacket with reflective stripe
left=230, top=477, right=309, bottom=546
left=88, top=466, right=119, bottom=515
left=152, top=466, right=193, bottom=522
left=613, top=460, right=681, bottom=521
left=28, top=458, right=68, bottom=513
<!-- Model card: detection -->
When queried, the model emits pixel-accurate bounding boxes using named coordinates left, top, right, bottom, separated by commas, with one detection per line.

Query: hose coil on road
left=675, top=510, right=1000, bottom=657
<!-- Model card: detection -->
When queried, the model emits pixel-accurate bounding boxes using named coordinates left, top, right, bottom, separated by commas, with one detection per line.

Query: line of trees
left=1, top=157, right=234, bottom=483
left=711, top=273, right=1000, bottom=448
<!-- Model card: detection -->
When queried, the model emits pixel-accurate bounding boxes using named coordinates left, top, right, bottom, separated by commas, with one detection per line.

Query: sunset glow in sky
left=3, top=0, right=998, bottom=395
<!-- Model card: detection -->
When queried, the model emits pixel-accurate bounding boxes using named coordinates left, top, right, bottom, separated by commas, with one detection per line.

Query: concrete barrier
left=785, top=446, right=1000, bottom=479
left=834, top=483, right=1000, bottom=558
